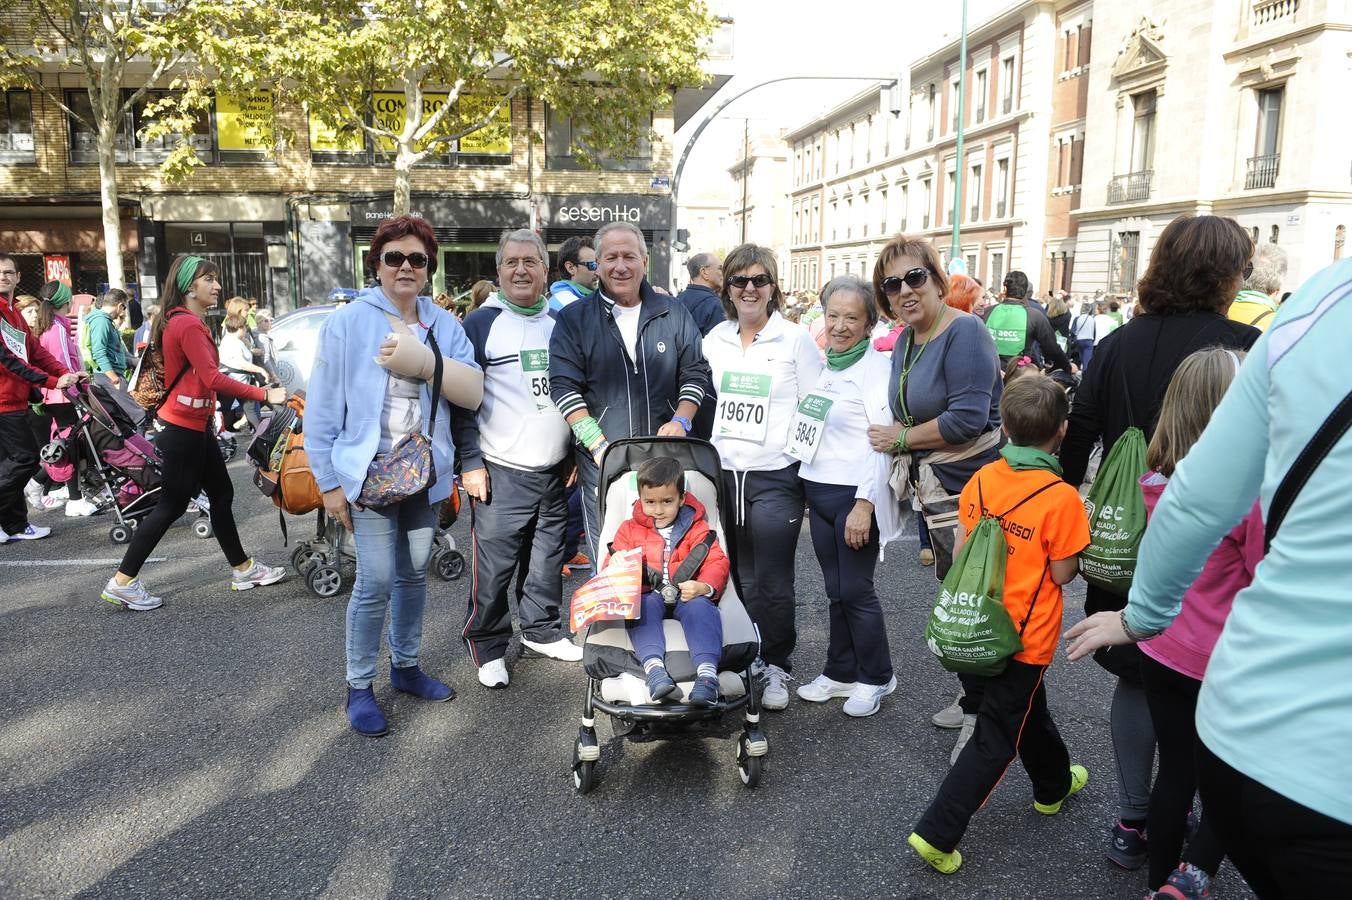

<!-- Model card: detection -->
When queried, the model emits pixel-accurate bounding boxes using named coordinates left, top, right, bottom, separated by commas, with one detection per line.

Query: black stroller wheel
left=433, top=549, right=465, bottom=581
left=192, top=516, right=213, bottom=539
left=108, top=523, right=131, bottom=545
left=737, top=732, right=766, bottom=788
left=572, top=757, right=597, bottom=795
left=307, top=565, right=343, bottom=598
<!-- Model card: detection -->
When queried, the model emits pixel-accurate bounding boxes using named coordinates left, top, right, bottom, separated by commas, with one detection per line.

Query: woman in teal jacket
left=306, top=215, right=483, bottom=737
left=1067, top=257, right=1352, bottom=895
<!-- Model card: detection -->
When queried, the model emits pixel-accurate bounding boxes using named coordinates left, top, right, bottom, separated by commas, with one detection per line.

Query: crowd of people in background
left=0, top=203, right=1346, bottom=898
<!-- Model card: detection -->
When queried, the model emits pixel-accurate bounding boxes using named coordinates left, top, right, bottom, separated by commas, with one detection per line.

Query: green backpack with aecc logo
left=1079, top=426, right=1149, bottom=594
left=986, top=302, right=1029, bottom=357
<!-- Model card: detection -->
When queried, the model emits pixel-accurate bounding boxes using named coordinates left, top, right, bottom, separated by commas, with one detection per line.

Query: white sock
left=696, top=663, right=717, bottom=679
left=642, top=657, right=665, bottom=674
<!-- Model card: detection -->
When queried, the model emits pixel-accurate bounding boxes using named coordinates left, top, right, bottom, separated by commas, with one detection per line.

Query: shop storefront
left=535, top=193, right=672, bottom=288
left=0, top=201, right=139, bottom=297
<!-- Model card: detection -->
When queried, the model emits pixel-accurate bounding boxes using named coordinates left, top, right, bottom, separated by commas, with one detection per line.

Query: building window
left=1001, top=56, right=1015, bottom=114
left=1063, top=30, right=1076, bottom=72
left=945, top=169, right=957, bottom=224
left=831, top=201, right=838, bottom=241
left=899, top=184, right=909, bottom=231
left=990, top=250, right=1005, bottom=287
left=860, top=193, right=869, bottom=237
left=1112, top=230, right=1141, bottom=292
left=0, top=89, right=35, bottom=161
left=974, top=69, right=988, bottom=123
left=866, top=116, right=873, bottom=164
left=927, top=83, right=937, bottom=141
left=922, top=178, right=932, bottom=229
left=66, top=88, right=214, bottom=165
left=1270, top=224, right=1280, bottom=244
left=965, top=251, right=977, bottom=276
left=949, top=76, right=961, bottom=131
left=1079, top=23, right=1091, bottom=66
left=545, top=105, right=649, bottom=171
left=1335, top=225, right=1345, bottom=260
left=846, top=197, right=853, bottom=239
left=995, top=158, right=1010, bottom=218
left=1130, top=90, right=1156, bottom=173
left=812, top=197, right=820, bottom=241
left=969, top=164, right=982, bottom=221
left=833, top=131, right=841, bottom=173
left=879, top=188, right=888, bottom=234
left=1247, top=86, right=1283, bottom=189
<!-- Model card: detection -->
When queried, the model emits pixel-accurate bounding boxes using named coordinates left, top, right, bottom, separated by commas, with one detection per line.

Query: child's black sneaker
left=688, top=674, right=720, bottom=707
left=1107, top=820, right=1148, bottom=869
left=644, top=666, right=678, bottom=702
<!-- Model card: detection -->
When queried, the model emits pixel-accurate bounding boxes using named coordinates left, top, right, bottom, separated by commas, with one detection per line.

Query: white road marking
left=0, top=557, right=168, bottom=567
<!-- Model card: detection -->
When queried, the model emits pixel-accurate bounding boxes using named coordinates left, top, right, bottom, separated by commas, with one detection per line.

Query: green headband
left=175, top=255, right=205, bottom=295
left=49, top=282, right=72, bottom=310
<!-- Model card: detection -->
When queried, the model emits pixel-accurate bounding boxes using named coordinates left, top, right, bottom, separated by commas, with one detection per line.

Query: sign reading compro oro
left=370, top=92, right=511, bottom=154
left=215, top=91, right=274, bottom=152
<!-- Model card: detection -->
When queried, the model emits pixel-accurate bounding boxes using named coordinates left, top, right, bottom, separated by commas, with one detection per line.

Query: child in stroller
left=613, top=456, right=730, bottom=707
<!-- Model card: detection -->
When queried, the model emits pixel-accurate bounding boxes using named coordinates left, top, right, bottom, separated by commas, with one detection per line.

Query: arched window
left=1251, top=226, right=1260, bottom=243
left=1335, top=225, right=1346, bottom=260
left=1270, top=224, right=1280, bottom=244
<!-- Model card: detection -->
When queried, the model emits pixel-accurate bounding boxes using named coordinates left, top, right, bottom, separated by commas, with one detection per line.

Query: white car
left=268, top=305, right=335, bottom=396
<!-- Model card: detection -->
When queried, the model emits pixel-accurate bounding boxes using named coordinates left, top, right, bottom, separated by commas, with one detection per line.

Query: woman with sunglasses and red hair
left=306, top=215, right=485, bottom=737
left=865, top=235, right=1004, bottom=759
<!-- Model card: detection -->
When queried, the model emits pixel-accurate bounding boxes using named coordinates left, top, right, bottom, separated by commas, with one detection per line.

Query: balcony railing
left=1245, top=154, right=1280, bottom=190
left=1107, top=170, right=1153, bottom=203
left=1253, top=0, right=1299, bottom=27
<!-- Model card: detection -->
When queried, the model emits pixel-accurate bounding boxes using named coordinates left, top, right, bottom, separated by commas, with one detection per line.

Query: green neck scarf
left=825, top=338, right=869, bottom=371
left=1234, top=288, right=1278, bottom=311
left=500, top=292, right=547, bottom=317
left=565, top=279, right=595, bottom=297
left=176, top=255, right=205, bottom=294
left=49, top=282, right=72, bottom=310
left=1001, top=443, right=1064, bottom=475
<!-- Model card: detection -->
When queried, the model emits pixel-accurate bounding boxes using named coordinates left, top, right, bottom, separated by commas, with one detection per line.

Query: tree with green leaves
left=0, top=1, right=248, bottom=290
left=279, top=0, right=718, bottom=214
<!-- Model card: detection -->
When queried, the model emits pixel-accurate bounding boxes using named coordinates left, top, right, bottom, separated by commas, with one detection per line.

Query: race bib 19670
left=714, top=370, right=771, bottom=442
left=784, top=393, right=833, bottom=463
left=520, top=348, right=551, bottom=411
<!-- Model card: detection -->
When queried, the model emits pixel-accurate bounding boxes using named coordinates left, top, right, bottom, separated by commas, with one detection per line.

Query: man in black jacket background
left=549, top=221, right=713, bottom=559
left=982, top=270, right=1072, bottom=372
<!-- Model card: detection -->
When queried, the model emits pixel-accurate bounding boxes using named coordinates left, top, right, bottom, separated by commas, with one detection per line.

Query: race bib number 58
left=784, top=393, right=833, bottom=463
left=520, top=349, right=551, bottom=410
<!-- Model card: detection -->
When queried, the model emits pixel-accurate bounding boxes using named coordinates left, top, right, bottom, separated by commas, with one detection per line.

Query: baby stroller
left=571, top=437, right=768, bottom=794
left=45, top=383, right=212, bottom=545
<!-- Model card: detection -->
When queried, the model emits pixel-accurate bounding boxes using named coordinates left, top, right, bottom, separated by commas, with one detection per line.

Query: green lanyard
left=896, top=307, right=948, bottom=426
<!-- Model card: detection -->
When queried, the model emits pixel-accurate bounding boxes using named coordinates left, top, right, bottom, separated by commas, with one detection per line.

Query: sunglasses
left=880, top=267, right=930, bottom=296
left=380, top=250, right=429, bottom=269
left=1242, top=262, right=1254, bottom=281
left=582, top=260, right=598, bottom=271
left=728, top=273, right=774, bottom=289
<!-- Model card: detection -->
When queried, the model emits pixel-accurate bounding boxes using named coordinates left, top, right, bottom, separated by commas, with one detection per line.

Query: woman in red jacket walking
left=100, top=255, right=288, bottom=611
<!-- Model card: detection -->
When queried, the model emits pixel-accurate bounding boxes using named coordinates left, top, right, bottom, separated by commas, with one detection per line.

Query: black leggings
left=28, top=405, right=83, bottom=500
left=119, top=422, right=248, bottom=577
left=1140, top=653, right=1225, bottom=888
left=1197, top=741, right=1352, bottom=898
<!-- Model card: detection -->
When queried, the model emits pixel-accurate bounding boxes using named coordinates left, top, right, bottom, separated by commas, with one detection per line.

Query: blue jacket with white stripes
left=548, top=279, right=712, bottom=443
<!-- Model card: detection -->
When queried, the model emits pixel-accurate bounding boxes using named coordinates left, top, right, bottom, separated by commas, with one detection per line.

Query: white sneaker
left=843, top=675, right=897, bottom=717
left=48, top=485, right=70, bottom=502
left=5, top=523, right=50, bottom=541
left=477, top=658, right=509, bottom=688
left=796, top=674, right=856, bottom=703
left=230, top=558, right=286, bottom=591
left=760, top=664, right=791, bottom=711
left=931, top=692, right=966, bottom=729
left=24, top=481, right=61, bottom=511
left=65, top=498, right=99, bottom=517
left=521, top=636, right=583, bottom=661
left=950, top=714, right=978, bottom=765
left=101, top=576, right=163, bottom=611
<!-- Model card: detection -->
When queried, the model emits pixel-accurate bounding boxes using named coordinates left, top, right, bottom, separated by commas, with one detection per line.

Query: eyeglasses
left=1242, top=262, right=1254, bottom=281
left=728, top=273, right=773, bottom=289
left=380, top=250, right=429, bottom=269
left=880, top=267, right=930, bottom=296
left=582, top=260, right=598, bottom=271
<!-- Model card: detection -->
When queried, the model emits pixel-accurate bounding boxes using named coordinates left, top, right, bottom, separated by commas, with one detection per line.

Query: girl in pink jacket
left=1136, top=348, right=1264, bottom=899
left=32, top=284, right=96, bottom=516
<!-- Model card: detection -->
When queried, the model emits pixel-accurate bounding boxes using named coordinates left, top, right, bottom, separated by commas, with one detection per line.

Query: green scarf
left=499, top=292, right=547, bottom=317
left=175, top=255, right=205, bottom=294
left=1233, top=288, right=1278, bottom=311
left=565, top=279, right=595, bottom=297
left=825, top=338, right=870, bottom=371
left=49, top=282, right=72, bottom=310
left=1000, top=443, right=1064, bottom=475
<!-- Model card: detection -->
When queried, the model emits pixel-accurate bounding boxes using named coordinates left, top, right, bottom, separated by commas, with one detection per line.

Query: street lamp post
left=950, top=0, right=970, bottom=269
left=669, top=74, right=898, bottom=267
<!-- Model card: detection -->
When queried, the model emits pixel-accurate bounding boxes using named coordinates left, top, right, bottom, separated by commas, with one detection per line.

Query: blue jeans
left=626, top=591, right=723, bottom=670
left=346, top=497, right=437, bottom=689
left=1075, top=339, right=1095, bottom=372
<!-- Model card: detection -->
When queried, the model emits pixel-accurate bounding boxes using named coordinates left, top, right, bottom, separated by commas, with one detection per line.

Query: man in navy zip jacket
left=549, top=221, right=712, bottom=560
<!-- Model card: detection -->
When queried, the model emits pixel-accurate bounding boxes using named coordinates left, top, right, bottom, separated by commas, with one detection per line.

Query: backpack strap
left=1265, top=386, right=1352, bottom=553
left=1249, top=307, right=1275, bottom=328
left=976, top=475, right=1062, bottom=637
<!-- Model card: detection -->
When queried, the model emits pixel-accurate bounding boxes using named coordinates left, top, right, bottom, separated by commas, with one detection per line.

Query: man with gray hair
left=453, top=228, right=581, bottom=688
left=676, top=251, right=725, bottom=336
left=1228, top=241, right=1287, bottom=332
left=549, top=220, right=713, bottom=560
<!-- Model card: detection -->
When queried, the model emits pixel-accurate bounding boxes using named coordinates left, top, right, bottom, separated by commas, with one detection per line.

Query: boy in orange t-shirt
left=909, top=374, right=1092, bottom=875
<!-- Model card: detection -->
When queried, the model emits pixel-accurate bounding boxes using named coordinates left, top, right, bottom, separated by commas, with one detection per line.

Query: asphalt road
left=0, top=460, right=1255, bottom=899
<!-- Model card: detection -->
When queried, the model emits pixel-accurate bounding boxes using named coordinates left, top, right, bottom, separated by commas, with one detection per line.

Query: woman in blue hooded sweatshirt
left=306, top=215, right=484, bottom=737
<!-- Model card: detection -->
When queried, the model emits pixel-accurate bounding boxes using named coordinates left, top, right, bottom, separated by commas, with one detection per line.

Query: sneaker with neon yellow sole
left=907, top=832, right=962, bottom=874
left=1034, top=764, right=1090, bottom=815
